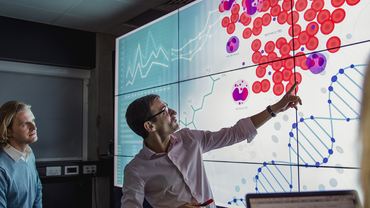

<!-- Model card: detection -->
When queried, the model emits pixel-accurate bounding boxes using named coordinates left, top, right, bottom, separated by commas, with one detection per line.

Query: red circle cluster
left=218, top=0, right=360, bottom=96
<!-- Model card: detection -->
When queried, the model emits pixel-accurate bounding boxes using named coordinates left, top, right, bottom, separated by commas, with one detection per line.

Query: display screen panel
left=115, top=0, right=369, bottom=206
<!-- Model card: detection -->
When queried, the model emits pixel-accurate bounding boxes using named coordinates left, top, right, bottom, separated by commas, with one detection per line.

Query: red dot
left=259, top=56, right=269, bottom=68
left=261, top=79, right=271, bottom=92
left=331, top=8, right=345, bottom=24
left=287, top=11, right=299, bottom=25
left=278, top=11, right=288, bottom=24
left=252, top=51, right=262, bottom=64
left=256, top=66, right=266, bottom=78
left=311, top=0, right=324, bottom=12
left=231, top=3, right=240, bottom=14
left=262, top=13, right=272, bottom=26
left=306, top=22, right=319, bottom=36
left=300, top=57, right=308, bottom=70
left=219, top=3, right=225, bottom=12
left=231, top=13, right=239, bottom=23
left=261, top=0, right=270, bottom=12
left=272, top=58, right=283, bottom=71
left=290, top=39, right=301, bottom=51
left=273, top=71, right=283, bottom=84
left=276, top=37, right=287, bottom=49
left=306, top=36, right=319, bottom=50
left=271, top=5, right=281, bottom=17
left=327, top=36, right=341, bottom=53
left=227, top=23, right=235, bottom=34
left=240, top=13, right=252, bottom=26
left=270, top=0, right=279, bottom=7
left=298, top=31, right=309, bottom=45
left=304, top=9, right=317, bottom=22
left=252, top=82, right=262, bottom=93
left=317, top=9, right=330, bottom=24
left=282, top=0, right=293, bottom=11
left=268, top=52, right=277, bottom=62
left=273, top=83, right=285, bottom=96
left=294, top=52, right=306, bottom=67
left=289, top=25, right=301, bottom=37
left=284, top=57, right=295, bottom=70
left=253, top=27, right=263, bottom=36
left=346, top=0, right=360, bottom=6
left=243, top=28, right=252, bottom=39
left=265, top=41, right=275, bottom=53
left=331, top=0, right=345, bottom=7
left=290, top=72, right=302, bottom=84
left=279, top=43, right=291, bottom=55
left=321, top=20, right=335, bottom=35
left=222, top=17, right=230, bottom=28
left=282, top=68, right=292, bottom=81
left=296, top=0, right=308, bottom=11
left=254, top=17, right=263, bottom=28
left=252, top=39, right=262, bottom=51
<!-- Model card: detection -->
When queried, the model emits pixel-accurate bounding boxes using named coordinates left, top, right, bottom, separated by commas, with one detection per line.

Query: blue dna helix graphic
left=228, top=64, right=366, bottom=206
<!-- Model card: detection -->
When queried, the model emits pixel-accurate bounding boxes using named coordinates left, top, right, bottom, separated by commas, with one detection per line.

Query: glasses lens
left=164, top=106, right=169, bottom=115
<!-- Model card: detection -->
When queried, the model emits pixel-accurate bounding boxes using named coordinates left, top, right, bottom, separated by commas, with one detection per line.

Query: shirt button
left=193, top=192, right=196, bottom=195
left=186, top=178, right=188, bottom=181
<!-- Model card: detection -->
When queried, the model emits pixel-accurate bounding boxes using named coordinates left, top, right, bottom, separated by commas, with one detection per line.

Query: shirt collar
left=3, top=143, right=32, bottom=162
left=142, top=135, right=178, bottom=160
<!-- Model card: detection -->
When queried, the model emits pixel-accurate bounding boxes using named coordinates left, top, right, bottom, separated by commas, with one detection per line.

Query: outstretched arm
left=250, top=82, right=302, bottom=129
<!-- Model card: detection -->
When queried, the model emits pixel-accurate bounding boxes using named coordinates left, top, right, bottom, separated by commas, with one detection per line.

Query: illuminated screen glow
left=115, top=0, right=369, bottom=206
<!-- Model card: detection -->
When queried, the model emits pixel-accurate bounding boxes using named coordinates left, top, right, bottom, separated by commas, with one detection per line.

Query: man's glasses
left=146, top=105, right=169, bottom=121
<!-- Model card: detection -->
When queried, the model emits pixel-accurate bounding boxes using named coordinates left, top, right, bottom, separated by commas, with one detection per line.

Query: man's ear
left=144, top=121, right=156, bottom=132
left=7, top=127, right=12, bottom=138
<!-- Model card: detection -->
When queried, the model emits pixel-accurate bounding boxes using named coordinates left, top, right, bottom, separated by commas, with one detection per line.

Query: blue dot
left=242, top=178, right=246, bottom=184
left=305, top=163, right=308, bottom=167
left=255, top=187, right=258, bottom=191
left=303, top=185, right=307, bottom=190
left=228, top=202, right=231, bottom=205
left=268, top=71, right=272, bottom=75
left=263, top=162, right=267, bottom=166
left=301, top=47, right=305, bottom=51
left=323, top=158, right=328, bottom=163
left=346, top=118, right=350, bottom=122
left=235, top=186, right=240, bottom=192
left=255, top=175, right=259, bottom=179
left=233, top=198, right=237, bottom=203
left=329, top=149, right=333, bottom=154
left=310, top=115, right=314, bottom=119
left=273, top=17, right=276, bottom=21
left=272, top=160, right=275, bottom=164
left=289, top=132, right=294, bottom=137
left=350, top=64, right=354, bottom=68
left=328, top=86, right=333, bottom=91
left=328, top=100, right=332, bottom=104
left=288, top=143, right=291, bottom=147
left=292, top=123, right=297, bottom=129
left=319, top=184, right=326, bottom=191
left=315, top=162, right=320, bottom=167
left=261, top=50, right=265, bottom=54
left=242, top=62, right=245, bottom=65
left=289, top=185, right=293, bottom=189
left=331, top=76, right=337, bottom=82
left=339, top=68, right=344, bottom=74
left=258, top=168, right=261, bottom=172
left=238, top=19, right=241, bottom=23
left=331, top=138, right=335, bottom=142
left=311, top=24, right=315, bottom=29
left=300, top=118, right=304, bottom=122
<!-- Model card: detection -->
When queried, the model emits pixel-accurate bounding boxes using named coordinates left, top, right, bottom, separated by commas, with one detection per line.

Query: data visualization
left=115, top=0, right=369, bottom=206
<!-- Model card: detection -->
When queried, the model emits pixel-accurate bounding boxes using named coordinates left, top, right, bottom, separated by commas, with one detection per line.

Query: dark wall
left=0, top=16, right=96, bottom=69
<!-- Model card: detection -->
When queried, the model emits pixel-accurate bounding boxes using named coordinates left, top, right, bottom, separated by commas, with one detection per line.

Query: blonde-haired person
left=0, top=101, right=42, bottom=207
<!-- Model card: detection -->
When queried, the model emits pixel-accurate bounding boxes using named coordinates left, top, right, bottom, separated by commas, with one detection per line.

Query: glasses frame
left=146, top=105, right=169, bottom=122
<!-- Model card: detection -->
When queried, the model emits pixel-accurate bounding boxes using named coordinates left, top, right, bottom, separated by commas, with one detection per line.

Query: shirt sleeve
left=191, top=117, right=258, bottom=153
left=33, top=172, right=42, bottom=208
left=121, top=166, right=145, bottom=208
left=0, top=168, right=7, bottom=208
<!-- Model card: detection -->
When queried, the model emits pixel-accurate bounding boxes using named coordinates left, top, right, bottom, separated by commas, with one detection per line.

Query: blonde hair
left=361, top=62, right=370, bottom=207
left=0, top=101, right=31, bottom=148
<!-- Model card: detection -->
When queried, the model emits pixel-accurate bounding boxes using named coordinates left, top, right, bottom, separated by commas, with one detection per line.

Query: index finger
left=287, top=82, right=299, bottom=94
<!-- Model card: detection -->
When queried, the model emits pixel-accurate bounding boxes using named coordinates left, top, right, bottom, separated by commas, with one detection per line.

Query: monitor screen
left=115, top=0, right=369, bottom=206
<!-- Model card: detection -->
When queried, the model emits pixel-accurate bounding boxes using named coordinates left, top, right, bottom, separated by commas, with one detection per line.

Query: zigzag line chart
left=179, top=76, right=220, bottom=129
left=228, top=64, right=366, bottom=206
left=123, top=31, right=170, bottom=86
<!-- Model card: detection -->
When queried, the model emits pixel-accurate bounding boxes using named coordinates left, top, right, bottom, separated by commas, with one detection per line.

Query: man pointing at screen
left=121, top=82, right=302, bottom=208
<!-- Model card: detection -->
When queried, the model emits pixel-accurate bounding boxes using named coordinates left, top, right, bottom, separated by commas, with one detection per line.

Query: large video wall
left=115, top=0, right=369, bottom=206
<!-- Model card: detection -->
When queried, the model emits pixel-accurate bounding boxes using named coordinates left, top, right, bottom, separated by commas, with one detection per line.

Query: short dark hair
left=125, top=94, right=160, bottom=139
